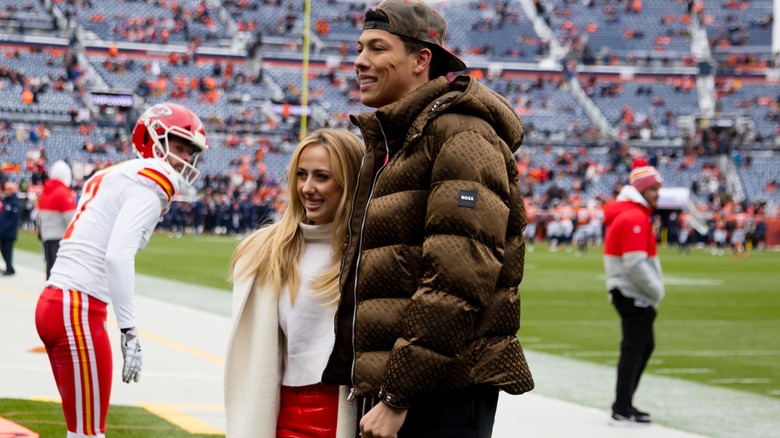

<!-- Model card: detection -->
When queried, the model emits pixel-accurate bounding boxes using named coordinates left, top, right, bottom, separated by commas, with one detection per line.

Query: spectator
left=0, top=181, right=22, bottom=276
left=603, top=160, right=665, bottom=425
left=36, top=160, right=77, bottom=279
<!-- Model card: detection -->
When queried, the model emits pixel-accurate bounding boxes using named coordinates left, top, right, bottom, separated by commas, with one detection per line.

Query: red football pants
left=35, top=286, right=112, bottom=437
left=277, top=383, right=339, bottom=438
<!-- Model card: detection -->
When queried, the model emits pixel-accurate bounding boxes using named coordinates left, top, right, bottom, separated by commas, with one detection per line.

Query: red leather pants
left=277, top=383, right=340, bottom=438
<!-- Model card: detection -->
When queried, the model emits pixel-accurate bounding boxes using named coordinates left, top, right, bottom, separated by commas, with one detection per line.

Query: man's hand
left=120, top=328, right=142, bottom=383
left=359, top=402, right=408, bottom=438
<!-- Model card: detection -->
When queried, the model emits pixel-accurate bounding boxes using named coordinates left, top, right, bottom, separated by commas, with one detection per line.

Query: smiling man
left=321, top=1, right=534, bottom=436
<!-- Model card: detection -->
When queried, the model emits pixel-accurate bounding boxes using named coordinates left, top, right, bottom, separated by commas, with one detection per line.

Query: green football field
left=14, top=230, right=780, bottom=401
left=0, top=398, right=219, bottom=438
left=518, top=243, right=780, bottom=401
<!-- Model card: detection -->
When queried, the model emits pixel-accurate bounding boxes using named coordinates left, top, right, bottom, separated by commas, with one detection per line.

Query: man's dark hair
left=397, top=34, right=447, bottom=80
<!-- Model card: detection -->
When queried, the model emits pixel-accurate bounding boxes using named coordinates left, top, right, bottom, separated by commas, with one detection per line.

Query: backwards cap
left=629, top=159, right=663, bottom=193
left=364, top=0, right=467, bottom=73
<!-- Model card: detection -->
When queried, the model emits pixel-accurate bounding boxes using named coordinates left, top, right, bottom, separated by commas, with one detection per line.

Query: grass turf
left=14, top=230, right=780, bottom=397
left=15, top=230, right=240, bottom=292
left=519, top=242, right=780, bottom=399
left=0, top=399, right=220, bottom=437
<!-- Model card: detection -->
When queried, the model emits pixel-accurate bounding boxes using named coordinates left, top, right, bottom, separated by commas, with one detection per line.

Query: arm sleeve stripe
left=138, top=168, right=174, bottom=201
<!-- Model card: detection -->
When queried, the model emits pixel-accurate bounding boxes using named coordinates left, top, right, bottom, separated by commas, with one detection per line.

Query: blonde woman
left=224, top=128, right=364, bottom=438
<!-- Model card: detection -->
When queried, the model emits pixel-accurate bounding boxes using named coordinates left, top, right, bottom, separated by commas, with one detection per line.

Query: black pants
left=0, top=239, right=14, bottom=273
left=609, top=289, right=656, bottom=414
left=42, top=240, right=61, bottom=280
left=355, top=385, right=499, bottom=437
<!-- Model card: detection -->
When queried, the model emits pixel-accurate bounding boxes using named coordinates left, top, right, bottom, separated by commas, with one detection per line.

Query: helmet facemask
left=141, top=119, right=204, bottom=186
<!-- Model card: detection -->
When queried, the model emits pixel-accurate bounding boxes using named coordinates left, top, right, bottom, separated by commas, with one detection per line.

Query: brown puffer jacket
left=322, top=75, right=534, bottom=409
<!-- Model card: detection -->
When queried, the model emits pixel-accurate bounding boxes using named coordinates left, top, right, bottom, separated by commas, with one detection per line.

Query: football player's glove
left=120, top=327, right=143, bottom=383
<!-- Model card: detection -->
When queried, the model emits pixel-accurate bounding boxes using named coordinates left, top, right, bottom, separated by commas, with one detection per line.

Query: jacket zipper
left=347, top=119, right=391, bottom=405
left=341, top=153, right=364, bottom=406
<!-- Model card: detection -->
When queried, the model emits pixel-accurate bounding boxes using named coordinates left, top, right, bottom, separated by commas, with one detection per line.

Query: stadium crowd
left=2, top=125, right=776, bottom=257
left=0, top=0, right=778, bottom=251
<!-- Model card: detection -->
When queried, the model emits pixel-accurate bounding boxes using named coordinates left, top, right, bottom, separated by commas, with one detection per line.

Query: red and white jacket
left=37, top=178, right=77, bottom=242
left=603, top=185, right=665, bottom=308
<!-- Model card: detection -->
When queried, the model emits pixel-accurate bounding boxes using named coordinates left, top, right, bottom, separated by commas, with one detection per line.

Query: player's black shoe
left=610, top=410, right=651, bottom=426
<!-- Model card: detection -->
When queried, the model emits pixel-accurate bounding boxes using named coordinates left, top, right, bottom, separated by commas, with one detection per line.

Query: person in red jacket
left=603, top=159, right=664, bottom=426
left=36, top=160, right=77, bottom=279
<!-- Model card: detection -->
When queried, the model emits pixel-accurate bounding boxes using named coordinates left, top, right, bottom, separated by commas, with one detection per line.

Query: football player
left=34, top=102, right=208, bottom=438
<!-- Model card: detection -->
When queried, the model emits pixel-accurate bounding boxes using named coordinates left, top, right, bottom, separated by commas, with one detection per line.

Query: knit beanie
left=49, top=160, right=73, bottom=187
left=629, top=159, right=663, bottom=193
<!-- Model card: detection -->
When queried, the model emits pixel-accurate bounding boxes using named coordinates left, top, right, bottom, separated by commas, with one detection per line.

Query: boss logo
left=458, top=190, right=477, bottom=208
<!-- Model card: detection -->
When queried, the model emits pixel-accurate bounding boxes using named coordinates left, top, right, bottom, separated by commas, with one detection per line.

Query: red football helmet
left=132, top=102, right=208, bottom=185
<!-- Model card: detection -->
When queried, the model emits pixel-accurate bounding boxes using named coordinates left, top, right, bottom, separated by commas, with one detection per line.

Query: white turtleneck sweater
left=278, top=222, right=338, bottom=386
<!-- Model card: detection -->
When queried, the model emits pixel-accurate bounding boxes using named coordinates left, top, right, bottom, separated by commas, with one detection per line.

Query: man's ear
left=414, top=48, right=433, bottom=75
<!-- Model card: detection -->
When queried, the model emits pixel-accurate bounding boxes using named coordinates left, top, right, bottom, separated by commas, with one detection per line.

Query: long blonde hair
left=231, top=128, right=364, bottom=305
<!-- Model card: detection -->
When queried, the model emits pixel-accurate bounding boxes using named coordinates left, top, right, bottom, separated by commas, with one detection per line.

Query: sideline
left=0, top=251, right=228, bottom=434
left=523, top=350, right=780, bottom=437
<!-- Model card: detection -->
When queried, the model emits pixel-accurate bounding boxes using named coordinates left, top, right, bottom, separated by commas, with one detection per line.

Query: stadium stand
left=59, top=0, right=230, bottom=47
left=0, top=0, right=777, bottom=245
left=546, top=0, right=694, bottom=66
left=0, top=0, right=57, bottom=34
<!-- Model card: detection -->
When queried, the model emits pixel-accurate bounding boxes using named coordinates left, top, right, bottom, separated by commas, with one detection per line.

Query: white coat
left=224, top=259, right=357, bottom=437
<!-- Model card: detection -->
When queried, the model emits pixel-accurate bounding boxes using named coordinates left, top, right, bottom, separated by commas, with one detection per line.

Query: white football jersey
left=48, top=158, right=180, bottom=329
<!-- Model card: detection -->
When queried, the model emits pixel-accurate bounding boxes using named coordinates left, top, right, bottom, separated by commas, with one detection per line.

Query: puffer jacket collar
left=444, top=75, right=525, bottom=154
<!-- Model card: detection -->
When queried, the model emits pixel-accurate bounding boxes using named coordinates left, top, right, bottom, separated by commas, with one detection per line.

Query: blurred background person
left=0, top=181, right=22, bottom=276
left=36, top=160, right=77, bottom=279
left=603, top=160, right=665, bottom=426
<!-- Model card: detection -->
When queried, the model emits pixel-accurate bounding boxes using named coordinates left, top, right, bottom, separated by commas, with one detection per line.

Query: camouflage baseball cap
left=363, top=0, right=467, bottom=73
